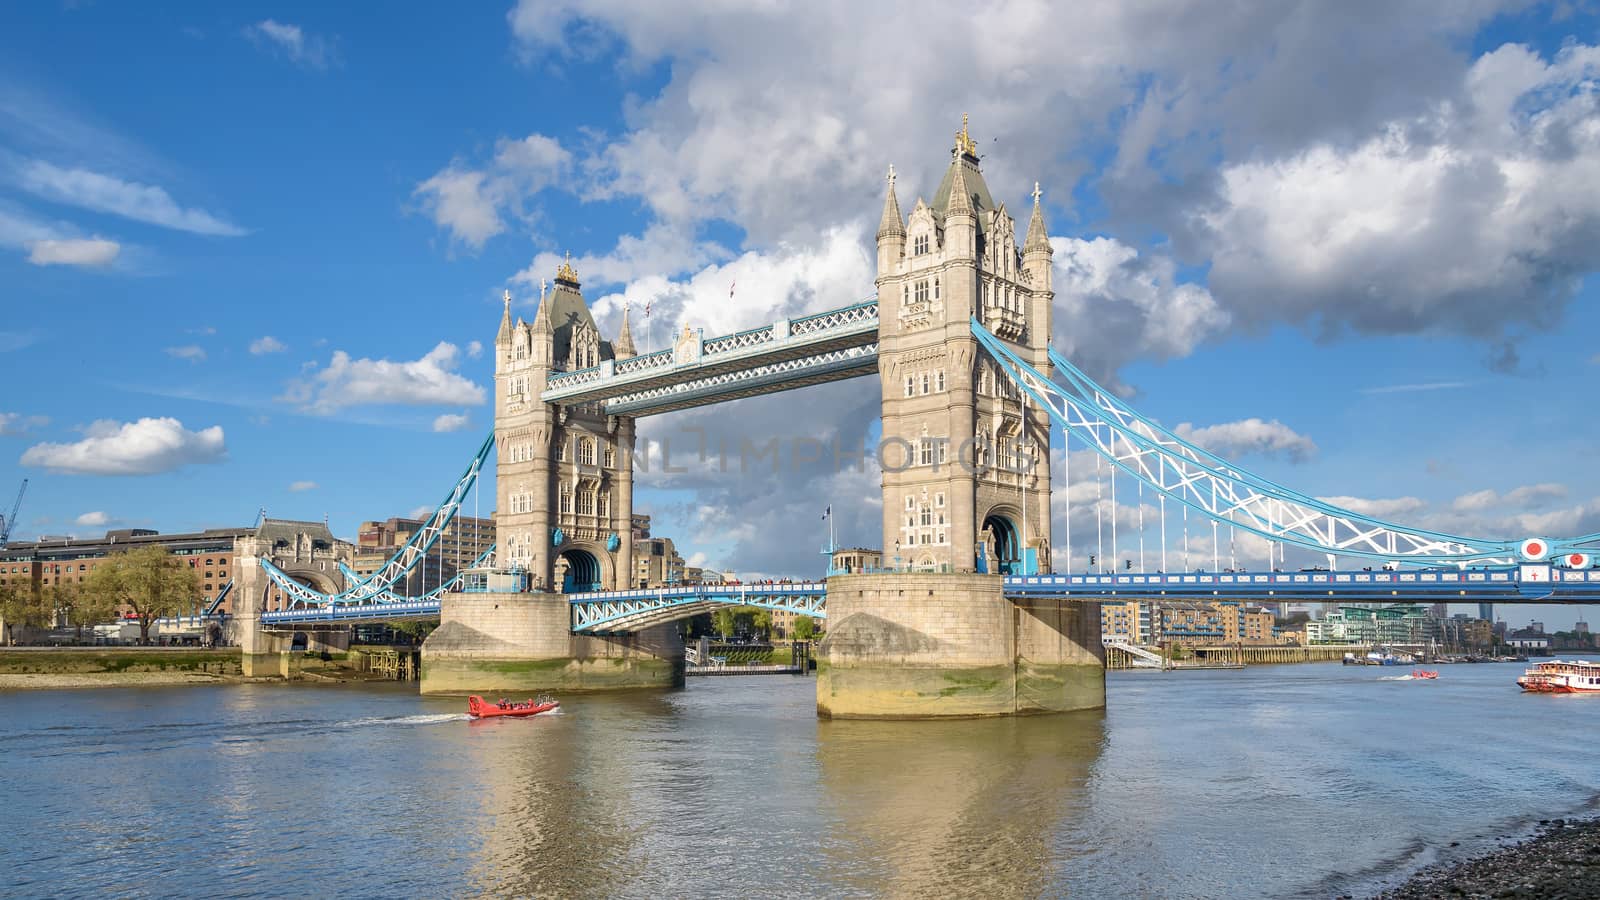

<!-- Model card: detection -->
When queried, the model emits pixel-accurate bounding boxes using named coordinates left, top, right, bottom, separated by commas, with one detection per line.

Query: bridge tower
left=875, top=117, right=1054, bottom=575
left=819, top=118, right=1100, bottom=719
left=494, top=259, right=637, bottom=592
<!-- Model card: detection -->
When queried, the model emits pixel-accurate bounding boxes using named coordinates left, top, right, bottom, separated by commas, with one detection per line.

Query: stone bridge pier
left=419, top=592, right=683, bottom=694
left=817, top=573, right=1104, bottom=718
left=230, top=521, right=355, bottom=677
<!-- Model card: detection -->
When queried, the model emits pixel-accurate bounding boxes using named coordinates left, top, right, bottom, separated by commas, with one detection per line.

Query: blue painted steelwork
left=203, top=579, right=233, bottom=617
left=568, top=582, right=827, bottom=633
left=1000, top=567, right=1600, bottom=603
left=258, top=432, right=494, bottom=607
left=542, top=300, right=879, bottom=416
left=972, top=319, right=1600, bottom=566
left=261, top=599, right=443, bottom=626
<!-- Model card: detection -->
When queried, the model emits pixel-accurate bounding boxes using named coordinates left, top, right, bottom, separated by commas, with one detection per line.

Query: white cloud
left=407, top=504, right=434, bottom=521
left=26, top=237, right=119, bottom=267
left=1452, top=483, right=1567, bottom=513
left=1051, top=236, right=1228, bottom=384
left=1199, top=42, right=1600, bottom=343
left=1314, top=495, right=1429, bottom=520
left=1360, top=381, right=1470, bottom=395
left=288, top=480, right=318, bottom=492
left=1173, top=418, right=1317, bottom=464
left=0, top=413, right=49, bottom=436
left=284, top=342, right=486, bottom=413
left=432, top=412, right=471, bottom=433
left=466, top=340, right=483, bottom=359
left=414, top=134, right=571, bottom=249
left=11, top=159, right=244, bottom=236
left=250, top=335, right=287, bottom=355
left=246, top=19, right=337, bottom=70
left=164, top=345, right=206, bottom=363
left=20, top=417, right=227, bottom=475
left=74, top=511, right=109, bottom=527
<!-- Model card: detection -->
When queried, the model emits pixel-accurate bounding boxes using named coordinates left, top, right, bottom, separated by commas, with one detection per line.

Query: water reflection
left=815, top=710, right=1106, bottom=897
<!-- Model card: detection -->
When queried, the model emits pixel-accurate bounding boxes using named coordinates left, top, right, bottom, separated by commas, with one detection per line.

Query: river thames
left=2, top=660, right=1598, bottom=899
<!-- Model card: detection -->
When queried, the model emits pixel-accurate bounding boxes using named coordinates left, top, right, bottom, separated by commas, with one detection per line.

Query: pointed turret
left=945, top=159, right=974, bottom=218
left=877, top=164, right=905, bottom=240
left=531, top=275, right=552, bottom=335
left=615, top=303, right=637, bottom=358
left=495, top=289, right=514, bottom=346
left=1024, top=182, right=1051, bottom=254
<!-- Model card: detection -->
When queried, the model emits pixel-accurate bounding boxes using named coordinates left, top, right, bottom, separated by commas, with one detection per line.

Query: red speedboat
left=467, top=694, right=560, bottom=718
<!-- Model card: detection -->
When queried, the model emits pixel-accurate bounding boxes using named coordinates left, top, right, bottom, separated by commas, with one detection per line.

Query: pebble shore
left=1373, top=817, right=1600, bottom=900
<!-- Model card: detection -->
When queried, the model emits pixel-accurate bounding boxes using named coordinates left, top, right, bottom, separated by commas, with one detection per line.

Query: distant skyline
left=2, top=2, right=1599, bottom=628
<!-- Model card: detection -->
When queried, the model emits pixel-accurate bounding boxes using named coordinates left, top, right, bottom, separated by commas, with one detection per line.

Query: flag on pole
left=729, top=280, right=736, bottom=299
left=822, top=505, right=831, bottom=520
left=644, top=297, right=651, bottom=316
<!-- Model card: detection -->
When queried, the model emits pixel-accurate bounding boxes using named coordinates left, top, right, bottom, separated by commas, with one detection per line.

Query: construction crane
left=0, top=479, right=28, bottom=545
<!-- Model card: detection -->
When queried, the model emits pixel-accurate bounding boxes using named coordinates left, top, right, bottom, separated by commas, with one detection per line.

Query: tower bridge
left=233, top=118, right=1600, bottom=717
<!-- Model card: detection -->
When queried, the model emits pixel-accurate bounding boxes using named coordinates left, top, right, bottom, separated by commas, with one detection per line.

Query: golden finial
left=556, top=251, right=579, bottom=285
left=955, top=113, right=978, bottom=158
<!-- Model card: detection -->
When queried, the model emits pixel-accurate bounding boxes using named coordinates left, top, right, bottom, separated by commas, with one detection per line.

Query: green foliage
left=751, top=608, right=773, bottom=639
left=792, top=615, right=816, bottom=641
left=712, top=607, right=736, bottom=639
left=85, top=545, right=201, bottom=644
left=50, top=582, right=116, bottom=636
left=0, top=582, right=53, bottom=639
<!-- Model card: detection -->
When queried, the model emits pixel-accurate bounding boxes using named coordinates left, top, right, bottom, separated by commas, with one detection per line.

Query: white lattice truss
left=605, top=344, right=878, bottom=415
left=972, top=319, right=1600, bottom=565
left=329, top=545, right=497, bottom=605
left=569, top=585, right=827, bottom=633
left=545, top=300, right=878, bottom=397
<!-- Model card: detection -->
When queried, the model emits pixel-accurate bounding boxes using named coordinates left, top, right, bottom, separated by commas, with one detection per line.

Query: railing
left=614, top=349, right=674, bottom=375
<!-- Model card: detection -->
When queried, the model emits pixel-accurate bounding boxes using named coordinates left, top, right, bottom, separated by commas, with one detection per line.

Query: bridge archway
left=558, top=548, right=604, bottom=593
left=981, top=512, right=1021, bottom=575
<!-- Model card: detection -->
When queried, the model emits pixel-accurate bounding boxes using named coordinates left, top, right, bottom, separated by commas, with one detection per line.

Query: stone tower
left=875, top=117, right=1055, bottom=574
left=494, top=259, right=637, bottom=592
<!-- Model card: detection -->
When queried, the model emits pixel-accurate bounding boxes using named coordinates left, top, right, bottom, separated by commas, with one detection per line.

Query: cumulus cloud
left=10, top=159, right=244, bottom=236
left=432, top=412, right=471, bottom=433
left=250, top=335, right=287, bottom=355
left=1051, top=236, right=1228, bottom=384
left=414, top=134, right=572, bottom=249
left=20, top=417, right=227, bottom=475
left=164, top=345, right=206, bottom=363
left=1315, top=495, right=1430, bottom=520
left=26, top=237, right=119, bottom=267
left=0, top=413, right=49, bottom=436
left=1173, top=417, right=1317, bottom=463
left=1452, top=483, right=1567, bottom=513
left=1198, top=42, right=1600, bottom=347
left=74, top=511, right=110, bottom=527
left=246, top=19, right=337, bottom=70
left=288, top=480, right=317, bottom=492
left=466, top=340, right=483, bottom=359
left=284, top=342, right=486, bottom=413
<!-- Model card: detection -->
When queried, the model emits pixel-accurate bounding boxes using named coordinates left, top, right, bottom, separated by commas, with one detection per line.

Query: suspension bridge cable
left=1160, top=493, right=1167, bottom=574
left=1110, top=432, right=1119, bottom=573
left=1138, top=480, right=1146, bottom=574
left=1095, top=442, right=1104, bottom=573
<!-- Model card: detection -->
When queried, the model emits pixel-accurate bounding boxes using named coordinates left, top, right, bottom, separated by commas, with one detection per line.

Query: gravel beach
left=1374, top=817, right=1600, bottom=899
left=0, top=671, right=236, bottom=690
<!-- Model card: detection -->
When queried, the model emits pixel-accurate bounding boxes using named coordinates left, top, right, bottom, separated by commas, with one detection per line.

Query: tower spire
left=531, top=276, right=552, bottom=334
left=946, top=155, right=975, bottom=217
left=877, top=163, right=905, bottom=240
left=1024, top=181, right=1051, bottom=253
left=496, top=288, right=513, bottom=345
left=615, top=301, right=637, bottom=358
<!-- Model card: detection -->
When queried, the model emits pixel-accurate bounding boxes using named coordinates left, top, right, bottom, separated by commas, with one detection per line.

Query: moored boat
left=467, top=694, right=560, bottom=718
left=1516, top=659, right=1600, bottom=693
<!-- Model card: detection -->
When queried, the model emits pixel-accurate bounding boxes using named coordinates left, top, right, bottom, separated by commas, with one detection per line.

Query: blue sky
left=2, top=2, right=1599, bottom=628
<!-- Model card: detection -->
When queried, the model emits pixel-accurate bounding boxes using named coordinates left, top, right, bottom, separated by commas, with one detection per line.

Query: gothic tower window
left=604, top=443, right=615, bottom=467
left=556, top=439, right=566, bottom=462
left=904, top=375, right=915, bottom=398
left=578, top=489, right=595, bottom=516
left=933, top=277, right=940, bottom=300
left=559, top=487, right=572, bottom=515
left=920, top=373, right=930, bottom=395
left=578, top=437, right=596, bottom=466
left=915, top=280, right=929, bottom=303
left=936, top=369, right=946, bottom=392
left=598, top=491, right=610, bottom=518
left=914, top=234, right=929, bottom=255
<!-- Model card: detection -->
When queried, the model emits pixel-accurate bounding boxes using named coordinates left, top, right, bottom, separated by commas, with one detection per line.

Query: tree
left=52, top=581, right=116, bottom=641
left=85, top=545, right=200, bottom=644
left=752, top=608, right=773, bottom=640
left=0, top=583, right=52, bottom=644
left=792, top=615, right=816, bottom=641
left=712, top=607, right=736, bottom=640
